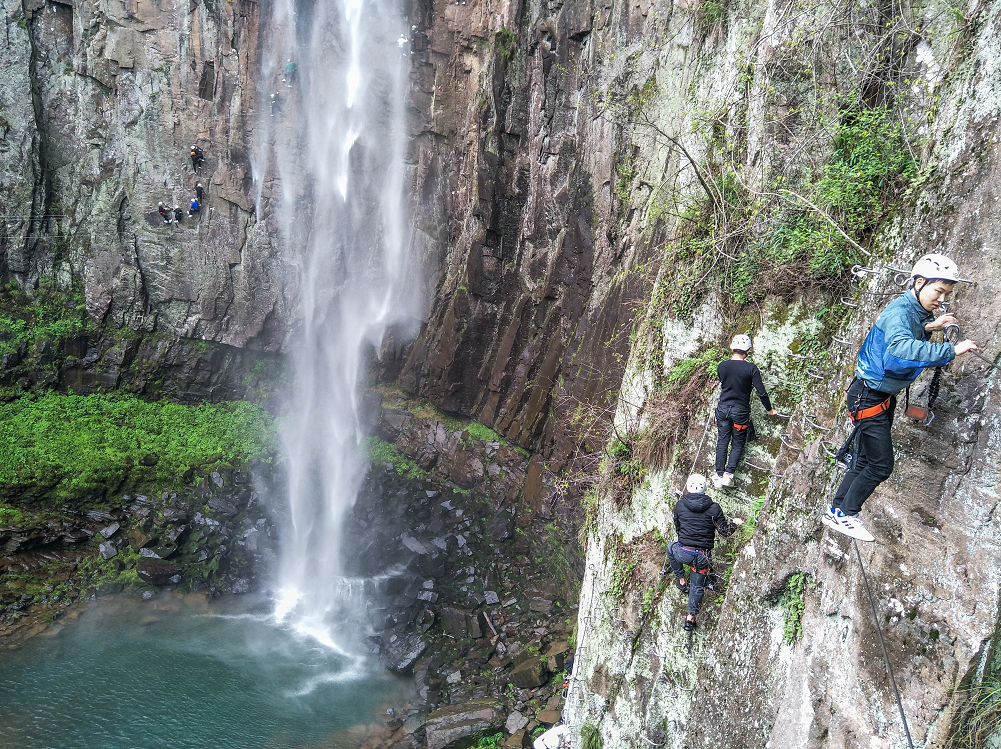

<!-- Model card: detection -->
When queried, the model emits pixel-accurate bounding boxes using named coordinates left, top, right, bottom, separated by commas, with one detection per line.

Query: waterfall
left=253, top=0, right=414, bottom=649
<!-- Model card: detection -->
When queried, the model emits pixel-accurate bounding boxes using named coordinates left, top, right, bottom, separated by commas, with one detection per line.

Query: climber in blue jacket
left=823, top=253, right=978, bottom=542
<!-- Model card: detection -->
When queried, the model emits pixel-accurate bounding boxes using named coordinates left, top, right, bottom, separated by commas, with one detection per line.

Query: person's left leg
left=685, top=552, right=711, bottom=629
left=714, top=411, right=731, bottom=478
left=667, top=543, right=689, bottom=592
left=724, top=421, right=750, bottom=474
left=840, top=411, right=894, bottom=515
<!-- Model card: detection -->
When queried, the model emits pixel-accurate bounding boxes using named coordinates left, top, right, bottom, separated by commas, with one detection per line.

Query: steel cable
left=853, top=539, right=915, bottom=749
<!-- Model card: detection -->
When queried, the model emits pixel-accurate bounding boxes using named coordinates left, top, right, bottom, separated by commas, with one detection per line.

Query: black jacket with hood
left=673, top=491, right=738, bottom=550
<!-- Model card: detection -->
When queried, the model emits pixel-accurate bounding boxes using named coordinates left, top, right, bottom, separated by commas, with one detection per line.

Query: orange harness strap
left=850, top=396, right=892, bottom=423
left=733, top=423, right=749, bottom=431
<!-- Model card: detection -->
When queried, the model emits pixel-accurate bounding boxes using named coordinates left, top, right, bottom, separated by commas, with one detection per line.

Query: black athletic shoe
left=674, top=578, right=689, bottom=594
left=683, top=617, right=695, bottom=632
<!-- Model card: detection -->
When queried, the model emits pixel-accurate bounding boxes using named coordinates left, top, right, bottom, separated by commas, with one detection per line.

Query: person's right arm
left=750, top=366, right=773, bottom=412
left=883, top=312, right=955, bottom=370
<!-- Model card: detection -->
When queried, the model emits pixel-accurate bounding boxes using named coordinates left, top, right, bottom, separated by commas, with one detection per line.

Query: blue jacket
left=855, top=291, right=954, bottom=394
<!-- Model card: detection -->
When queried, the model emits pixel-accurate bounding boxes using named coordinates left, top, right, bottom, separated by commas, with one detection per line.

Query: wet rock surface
left=0, top=465, right=279, bottom=634
left=344, top=396, right=581, bottom=748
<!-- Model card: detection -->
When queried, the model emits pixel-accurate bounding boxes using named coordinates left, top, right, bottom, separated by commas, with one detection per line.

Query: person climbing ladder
left=669, top=474, right=742, bottom=631
left=712, top=334, right=778, bottom=489
left=823, top=253, right=979, bottom=542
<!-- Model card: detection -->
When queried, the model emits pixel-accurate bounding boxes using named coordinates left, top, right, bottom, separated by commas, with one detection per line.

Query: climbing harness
left=853, top=540, right=916, bottom=749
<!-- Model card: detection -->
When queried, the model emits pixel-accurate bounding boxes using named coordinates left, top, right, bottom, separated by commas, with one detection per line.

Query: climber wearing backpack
left=823, top=253, right=978, bottom=542
left=712, top=334, right=779, bottom=489
left=669, top=474, right=743, bottom=631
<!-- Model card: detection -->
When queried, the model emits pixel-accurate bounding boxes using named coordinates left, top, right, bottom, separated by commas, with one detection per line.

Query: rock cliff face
left=5, top=0, right=1001, bottom=745
left=0, top=0, right=287, bottom=351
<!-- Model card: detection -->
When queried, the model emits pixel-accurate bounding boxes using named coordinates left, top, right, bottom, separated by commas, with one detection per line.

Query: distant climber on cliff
left=283, top=58, right=296, bottom=86
left=188, top=197, right=200, bottom=217
left=195, top=182, right=204, bottom=202
left=711, top=334, right=779, bottom=489
left=669, top=474, right=742, bottom=631
left=397, top=34, right=408, bottom=56
left=173, top=205, right=184, bottom=223
left=190, top=144, right=205, bottom=173
left=158, top=202, right=171, bottom=224
left=824, top=253, right=978, bottom=543
left=270, top=92, right=282, bottom=116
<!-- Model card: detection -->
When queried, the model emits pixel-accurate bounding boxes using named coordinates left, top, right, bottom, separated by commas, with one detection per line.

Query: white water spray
left=253, top=0, right=415, bottom=648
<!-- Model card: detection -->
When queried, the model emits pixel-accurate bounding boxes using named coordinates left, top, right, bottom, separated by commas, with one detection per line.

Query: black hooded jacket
left=673, top=492, right=738, bottom=550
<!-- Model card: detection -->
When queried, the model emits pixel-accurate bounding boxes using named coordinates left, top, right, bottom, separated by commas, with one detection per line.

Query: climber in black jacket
left=669, top=474, right=742, bottom=630
left=712, top=333, right=778, bottom=489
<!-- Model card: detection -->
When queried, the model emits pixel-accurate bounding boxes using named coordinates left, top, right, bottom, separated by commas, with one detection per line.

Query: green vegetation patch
left=0, top=279, right=91, bottom=357
left=947, top=677, right=1001, bottom=748
left=471, top=732, right=504, bottom=749
left=365, top=436, right=429, bottom=481
left=0, top=391, right=276, bottom=504
left=780, top=572, right=808, bottom=644
left=581, top=723, right=603, bottom=749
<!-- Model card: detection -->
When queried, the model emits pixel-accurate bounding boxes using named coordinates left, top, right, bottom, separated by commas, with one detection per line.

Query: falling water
left=253, top=0, right=415, bottom=648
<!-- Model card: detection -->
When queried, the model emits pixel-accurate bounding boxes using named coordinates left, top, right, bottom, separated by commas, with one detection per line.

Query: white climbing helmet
left=686, top=474, right=707, bottom=494
left=730, top=334, right=753, bottom=353
left=911, top=253, right=960, bottom=283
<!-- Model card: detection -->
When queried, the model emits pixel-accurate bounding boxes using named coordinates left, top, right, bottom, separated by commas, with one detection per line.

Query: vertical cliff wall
left=501, top=0, right=1001, bottom=746
left=0, top=0, right=289, bottom=351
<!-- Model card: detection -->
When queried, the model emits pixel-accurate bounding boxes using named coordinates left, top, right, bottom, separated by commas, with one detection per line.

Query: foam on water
left=0, top=594, right=412, bottom=749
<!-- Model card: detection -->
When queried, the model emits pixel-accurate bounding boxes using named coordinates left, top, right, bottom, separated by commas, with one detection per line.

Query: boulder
left=136, top=558, right=182, bottom=586
left=162, top=508, right=188, bottom=523
left=502, top=730, right=531, bottom=748
left=99, top=523, right=120, bottom=539
left=208, top=496, right=238, bottom=516
left=505, top=710, right=529, bottom=733
left=536, top=710, right=561, bottom=725
left=425, top=698, right=504, bottom=749
left=380, top=632, right=428, bottom=674
left=488, top=508, right=515, bottom=542
left=528, top=598, right=552, bottom=614
left=128, top=529, right=156, bottom=550
left=509, top=656, right=549, bottom=689
left=99, top=541, right=118, bottom=560
left=442, top=606, right=483, bottom=639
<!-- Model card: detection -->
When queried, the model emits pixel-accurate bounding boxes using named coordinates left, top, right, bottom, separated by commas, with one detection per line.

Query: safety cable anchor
left=832, top=335, right=851, bottom=345
left=850, top=264, right=880, bottom=278
left=779, top=433, right=803, bottom=451
left=840, top=296, right=859, bottom=308
left=804, top=415, right=831, bottom=431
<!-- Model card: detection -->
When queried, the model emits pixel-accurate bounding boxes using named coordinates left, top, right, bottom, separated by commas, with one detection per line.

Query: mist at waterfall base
left=0, top=594, right=413, bottom=748
left=256, top=0, right=418, bottom=646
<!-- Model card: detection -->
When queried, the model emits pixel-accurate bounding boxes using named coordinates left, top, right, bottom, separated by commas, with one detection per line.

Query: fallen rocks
left=136, top=558, right=182, bottom=586
left=509, top=656, right=550, bottom=689
left=425, top=698, right=504, bottom=749
left=505, top=710, right=529, bottom=733
left=98, top=542, right=118, bottom=560
left=381, top=632, right=429, bottom=674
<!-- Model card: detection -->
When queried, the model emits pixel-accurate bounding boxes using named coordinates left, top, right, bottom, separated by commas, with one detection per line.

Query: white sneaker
left=711, top=473, right=724, bottom=489
left=722, top=472, right=735, bottom=487
left=823, top=507, right=875, bottom=542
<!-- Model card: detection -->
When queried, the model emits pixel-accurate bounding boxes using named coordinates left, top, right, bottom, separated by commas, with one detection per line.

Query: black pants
left=832, top=379, right=895, bottom=515
left=714, top=407, right=750, bottom=475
